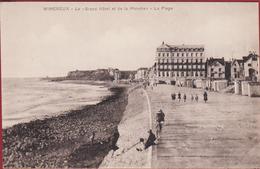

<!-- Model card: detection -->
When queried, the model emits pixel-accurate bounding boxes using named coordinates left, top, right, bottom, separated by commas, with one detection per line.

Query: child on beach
left=183, top=94, right=186, bottom=102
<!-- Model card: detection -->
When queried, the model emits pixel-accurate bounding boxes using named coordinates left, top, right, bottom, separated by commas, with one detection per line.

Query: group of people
left=110, top=91, right=209, bottom=156
left=171, top=91, right=208, bottom=103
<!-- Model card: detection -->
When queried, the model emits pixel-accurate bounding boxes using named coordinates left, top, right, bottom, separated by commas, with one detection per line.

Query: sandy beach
left=3, top=86, right=128, bottom=168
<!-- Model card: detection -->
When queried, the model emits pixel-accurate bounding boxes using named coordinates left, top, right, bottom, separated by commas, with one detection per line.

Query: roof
left=137, top=67, right=148, bottom=70
left=207, top=57, right=225, bottom=66
left=157, top=42, right=204, bottom=50
left=231, top=59, right=243, bottom=66
left=243, top=53, right=258, bottom=62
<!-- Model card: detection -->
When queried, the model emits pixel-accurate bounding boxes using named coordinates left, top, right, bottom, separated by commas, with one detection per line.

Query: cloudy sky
left=1, top=2, right=259, bottom=77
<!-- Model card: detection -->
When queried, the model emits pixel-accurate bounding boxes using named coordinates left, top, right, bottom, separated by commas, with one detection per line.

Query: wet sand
left=3, top=87, right=128, bottom=168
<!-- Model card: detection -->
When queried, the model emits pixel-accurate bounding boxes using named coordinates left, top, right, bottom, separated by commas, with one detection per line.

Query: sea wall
left=3, top=87, right=128, bottom=168
left=100, top=86, right=150, bottom=168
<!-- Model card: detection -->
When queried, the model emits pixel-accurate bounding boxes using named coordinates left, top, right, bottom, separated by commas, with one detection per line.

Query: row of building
left=135, top=42, right=260, bottom=85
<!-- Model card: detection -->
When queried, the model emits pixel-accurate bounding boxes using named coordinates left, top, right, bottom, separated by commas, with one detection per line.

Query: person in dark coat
left=183, top=94, right=186, bottom=102
left=156, top=109, right=165, bottom=131
left=203, top=91, right=208, bottom=103
left=110, top=130, right=120, bottom=156
left=178, top=92, right=181, bottom=102
left=171, top=93, right=176, bottom=100
left=144, top=130, right=156, bottom=149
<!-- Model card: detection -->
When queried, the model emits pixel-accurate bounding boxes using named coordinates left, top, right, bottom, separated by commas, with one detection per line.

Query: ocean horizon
left=2, top=77, right=111, bottom=128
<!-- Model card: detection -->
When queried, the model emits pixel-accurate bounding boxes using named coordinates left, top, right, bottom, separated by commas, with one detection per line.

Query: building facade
left=206, top=58, right=226, bottom=79
left=155, top=42, right=206, bottom=82
left=243, top=53, right=259, bottom=81
left=135, top=67, right=148, bottom=80
left=231, top=59, right=244, bottom=80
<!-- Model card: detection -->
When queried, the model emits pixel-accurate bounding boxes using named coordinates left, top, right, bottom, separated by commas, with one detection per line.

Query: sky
left=0, top=2, right=259, bottom=77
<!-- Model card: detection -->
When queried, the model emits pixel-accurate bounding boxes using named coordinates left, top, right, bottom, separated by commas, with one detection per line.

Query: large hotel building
left=155, top=42, right=206, bottom=82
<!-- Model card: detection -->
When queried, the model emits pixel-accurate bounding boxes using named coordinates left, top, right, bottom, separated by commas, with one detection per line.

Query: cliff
left=67, top=69, right=114, bottom=81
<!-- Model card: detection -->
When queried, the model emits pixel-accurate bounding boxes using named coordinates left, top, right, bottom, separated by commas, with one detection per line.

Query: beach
left=3, top=86, right=128, bottom=168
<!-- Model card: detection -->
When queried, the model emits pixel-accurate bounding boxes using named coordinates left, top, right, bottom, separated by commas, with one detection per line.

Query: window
left=158, top=53, right=161, bottom=57
left=200, top=59, right=203, bottom=63
left=183, top=65, right=187, bottom=69
left=186, top=53, right=188, bottom=57
left=182, top=53, right=184, bottom=56
left=196, top=53, right=198, bottom=56
left=191, top=53, right=193, bottom=57
left=163, top=53, right=165, bottom=57
left=200, top=53, right=203, bottom=56
left=219, top=68, right=221, bottom=72
left=211, top=68, right=214, bottom=72
left=234, top=68, right=237, bottom=72
left=198, top=65, right=201, bottom=69
left=177, top=53, right=179, bottom=57
left=248, top=63, right=252, bottom=67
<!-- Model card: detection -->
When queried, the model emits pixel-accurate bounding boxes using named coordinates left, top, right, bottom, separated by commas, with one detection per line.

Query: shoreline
left=3, top=86, right=129, bottom=168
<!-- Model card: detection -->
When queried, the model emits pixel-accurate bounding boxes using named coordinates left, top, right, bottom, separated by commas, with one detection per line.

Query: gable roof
left=207, top=58, right=225, bottom=66
left=231, top=59, right=243, bottom=66
left=243, top=53, right=258, bottom=63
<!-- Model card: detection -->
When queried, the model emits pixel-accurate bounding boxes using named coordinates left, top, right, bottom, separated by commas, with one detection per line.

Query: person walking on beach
left=195, top=94, right=199, bottom=102
left=178, top=92, right=181, bottom=102
left=183, top=94, right=187, bottom=102
left=203, top=91, right=208, bottom=103
left=191, top=94, right=194, bottom=101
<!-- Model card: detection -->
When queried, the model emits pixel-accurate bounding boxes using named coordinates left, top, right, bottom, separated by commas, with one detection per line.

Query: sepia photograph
left=1, top=1, right=260, bottom=168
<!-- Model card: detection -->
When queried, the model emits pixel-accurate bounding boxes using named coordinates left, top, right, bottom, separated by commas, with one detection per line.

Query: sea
left=2, top=78, right=111, bottom=128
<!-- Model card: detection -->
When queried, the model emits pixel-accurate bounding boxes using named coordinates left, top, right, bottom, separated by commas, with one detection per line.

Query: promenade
left=147, top=85, right=260, bottom=168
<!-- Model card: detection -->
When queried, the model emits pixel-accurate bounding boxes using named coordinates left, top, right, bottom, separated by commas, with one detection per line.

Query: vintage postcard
left=1, top=1, right=260, bottom=168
